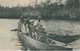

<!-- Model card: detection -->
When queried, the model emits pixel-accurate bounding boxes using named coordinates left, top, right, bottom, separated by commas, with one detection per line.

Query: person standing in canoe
left=24, top=17, right=31, bottom=34
left=34, top=16, right=41, bottom=26
left=37, top=16, right=41, bottom=23
left=34, top=16, right=45, bottom=40
left=18, top=15, right=24, bottom=32
left=28, top=21, right=36, bottom=38
left=35, top=16, right=45, bottom=32
left=20, top=16, right=24, bottom=24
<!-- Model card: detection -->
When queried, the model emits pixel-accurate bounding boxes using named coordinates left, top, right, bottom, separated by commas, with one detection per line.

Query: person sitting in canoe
left=28, top=21, right=37, bottom=39
left=35, top=16, right=45, bottom=33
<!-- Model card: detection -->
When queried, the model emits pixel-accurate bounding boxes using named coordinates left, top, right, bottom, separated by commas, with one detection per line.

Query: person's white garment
left=34, top=20, right=42, bottom=26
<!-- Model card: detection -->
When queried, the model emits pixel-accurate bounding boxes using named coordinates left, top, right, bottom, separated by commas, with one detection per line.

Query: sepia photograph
left=0, top=0, right=80, bottom=51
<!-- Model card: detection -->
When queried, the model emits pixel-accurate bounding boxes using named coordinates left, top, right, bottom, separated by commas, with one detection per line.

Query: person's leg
left=28, top=26, right=31, bottom=37
left=19, top=22, right=22, bottom=32
left=35, top=32, right=38, bottom=40
left=23, top=21, right=26, bottom=30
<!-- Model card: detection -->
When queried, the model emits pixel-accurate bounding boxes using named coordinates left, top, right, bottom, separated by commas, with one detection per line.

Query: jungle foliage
left=0, top=0, right=80, bottom=20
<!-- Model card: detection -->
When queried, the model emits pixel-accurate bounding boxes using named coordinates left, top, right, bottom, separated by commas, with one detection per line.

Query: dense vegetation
left=0, top=0, right=80, bottom=20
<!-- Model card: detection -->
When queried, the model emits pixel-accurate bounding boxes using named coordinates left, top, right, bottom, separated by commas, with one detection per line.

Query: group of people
left=18, top=16, right=56, bottom=45
left=18, top=15, right=45, bottom=40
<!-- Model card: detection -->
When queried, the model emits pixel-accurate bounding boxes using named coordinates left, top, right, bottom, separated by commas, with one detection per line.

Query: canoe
left=47, top=33, right=80, bottom=44
left=17, top=21, right=72, bottom=50
left=17, top=32, right=72, bottom=50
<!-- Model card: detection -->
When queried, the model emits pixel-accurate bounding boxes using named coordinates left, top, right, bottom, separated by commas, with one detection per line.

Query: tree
left=65, top=0, right=79, bottom=9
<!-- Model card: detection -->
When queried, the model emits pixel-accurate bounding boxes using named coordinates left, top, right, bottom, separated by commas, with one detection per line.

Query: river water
left=0, top=19, right=80, bottom=51
left=0, top=19, right=23, bottom=51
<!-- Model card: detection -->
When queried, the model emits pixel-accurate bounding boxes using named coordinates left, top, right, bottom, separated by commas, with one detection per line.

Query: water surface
left=0, top=19, right=80, bottom=50
left=0, top=19, right=23, bottom=50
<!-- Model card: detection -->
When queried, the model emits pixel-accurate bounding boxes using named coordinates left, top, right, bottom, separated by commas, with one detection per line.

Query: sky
left=0, top=0, right=66, bottom=7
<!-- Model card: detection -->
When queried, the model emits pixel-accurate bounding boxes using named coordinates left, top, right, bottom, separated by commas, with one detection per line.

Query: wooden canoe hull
left=17, top=32, right=72, bottom=50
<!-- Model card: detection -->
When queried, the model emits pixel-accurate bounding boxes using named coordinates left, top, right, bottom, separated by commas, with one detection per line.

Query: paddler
left=34, top=16, right=41, bottom=26
left=37, top=16, right=41, bottom=22
left=28, top=21, right=36, bottom=38
left=35, top=16, right=45, bottom=33
left=20, top=15, right=24, bottom=24
left=35, top=16, right=45, bottom=40
left=18, top=15, right=24, bottom=32
left=24, top=17, right=31, bottom=34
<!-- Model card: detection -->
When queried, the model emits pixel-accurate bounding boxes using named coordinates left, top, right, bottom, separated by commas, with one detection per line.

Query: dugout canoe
left=17, top=32, right=72, bottom=50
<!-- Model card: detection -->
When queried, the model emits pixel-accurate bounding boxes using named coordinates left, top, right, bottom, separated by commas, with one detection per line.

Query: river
left=0, top=19, right=23, bottom=50
left=0, top=19, right=80, bottom=51
left=42, top=20, right=80, bottom=35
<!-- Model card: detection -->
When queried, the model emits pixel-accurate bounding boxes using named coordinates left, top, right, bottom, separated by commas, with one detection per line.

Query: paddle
left=10, top=28, right=19, bottom=31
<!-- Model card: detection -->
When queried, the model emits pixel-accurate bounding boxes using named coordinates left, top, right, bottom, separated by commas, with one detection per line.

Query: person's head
left=31, top=21, right=34, bottom=25
left=20, top=15, right=24, bottom=19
